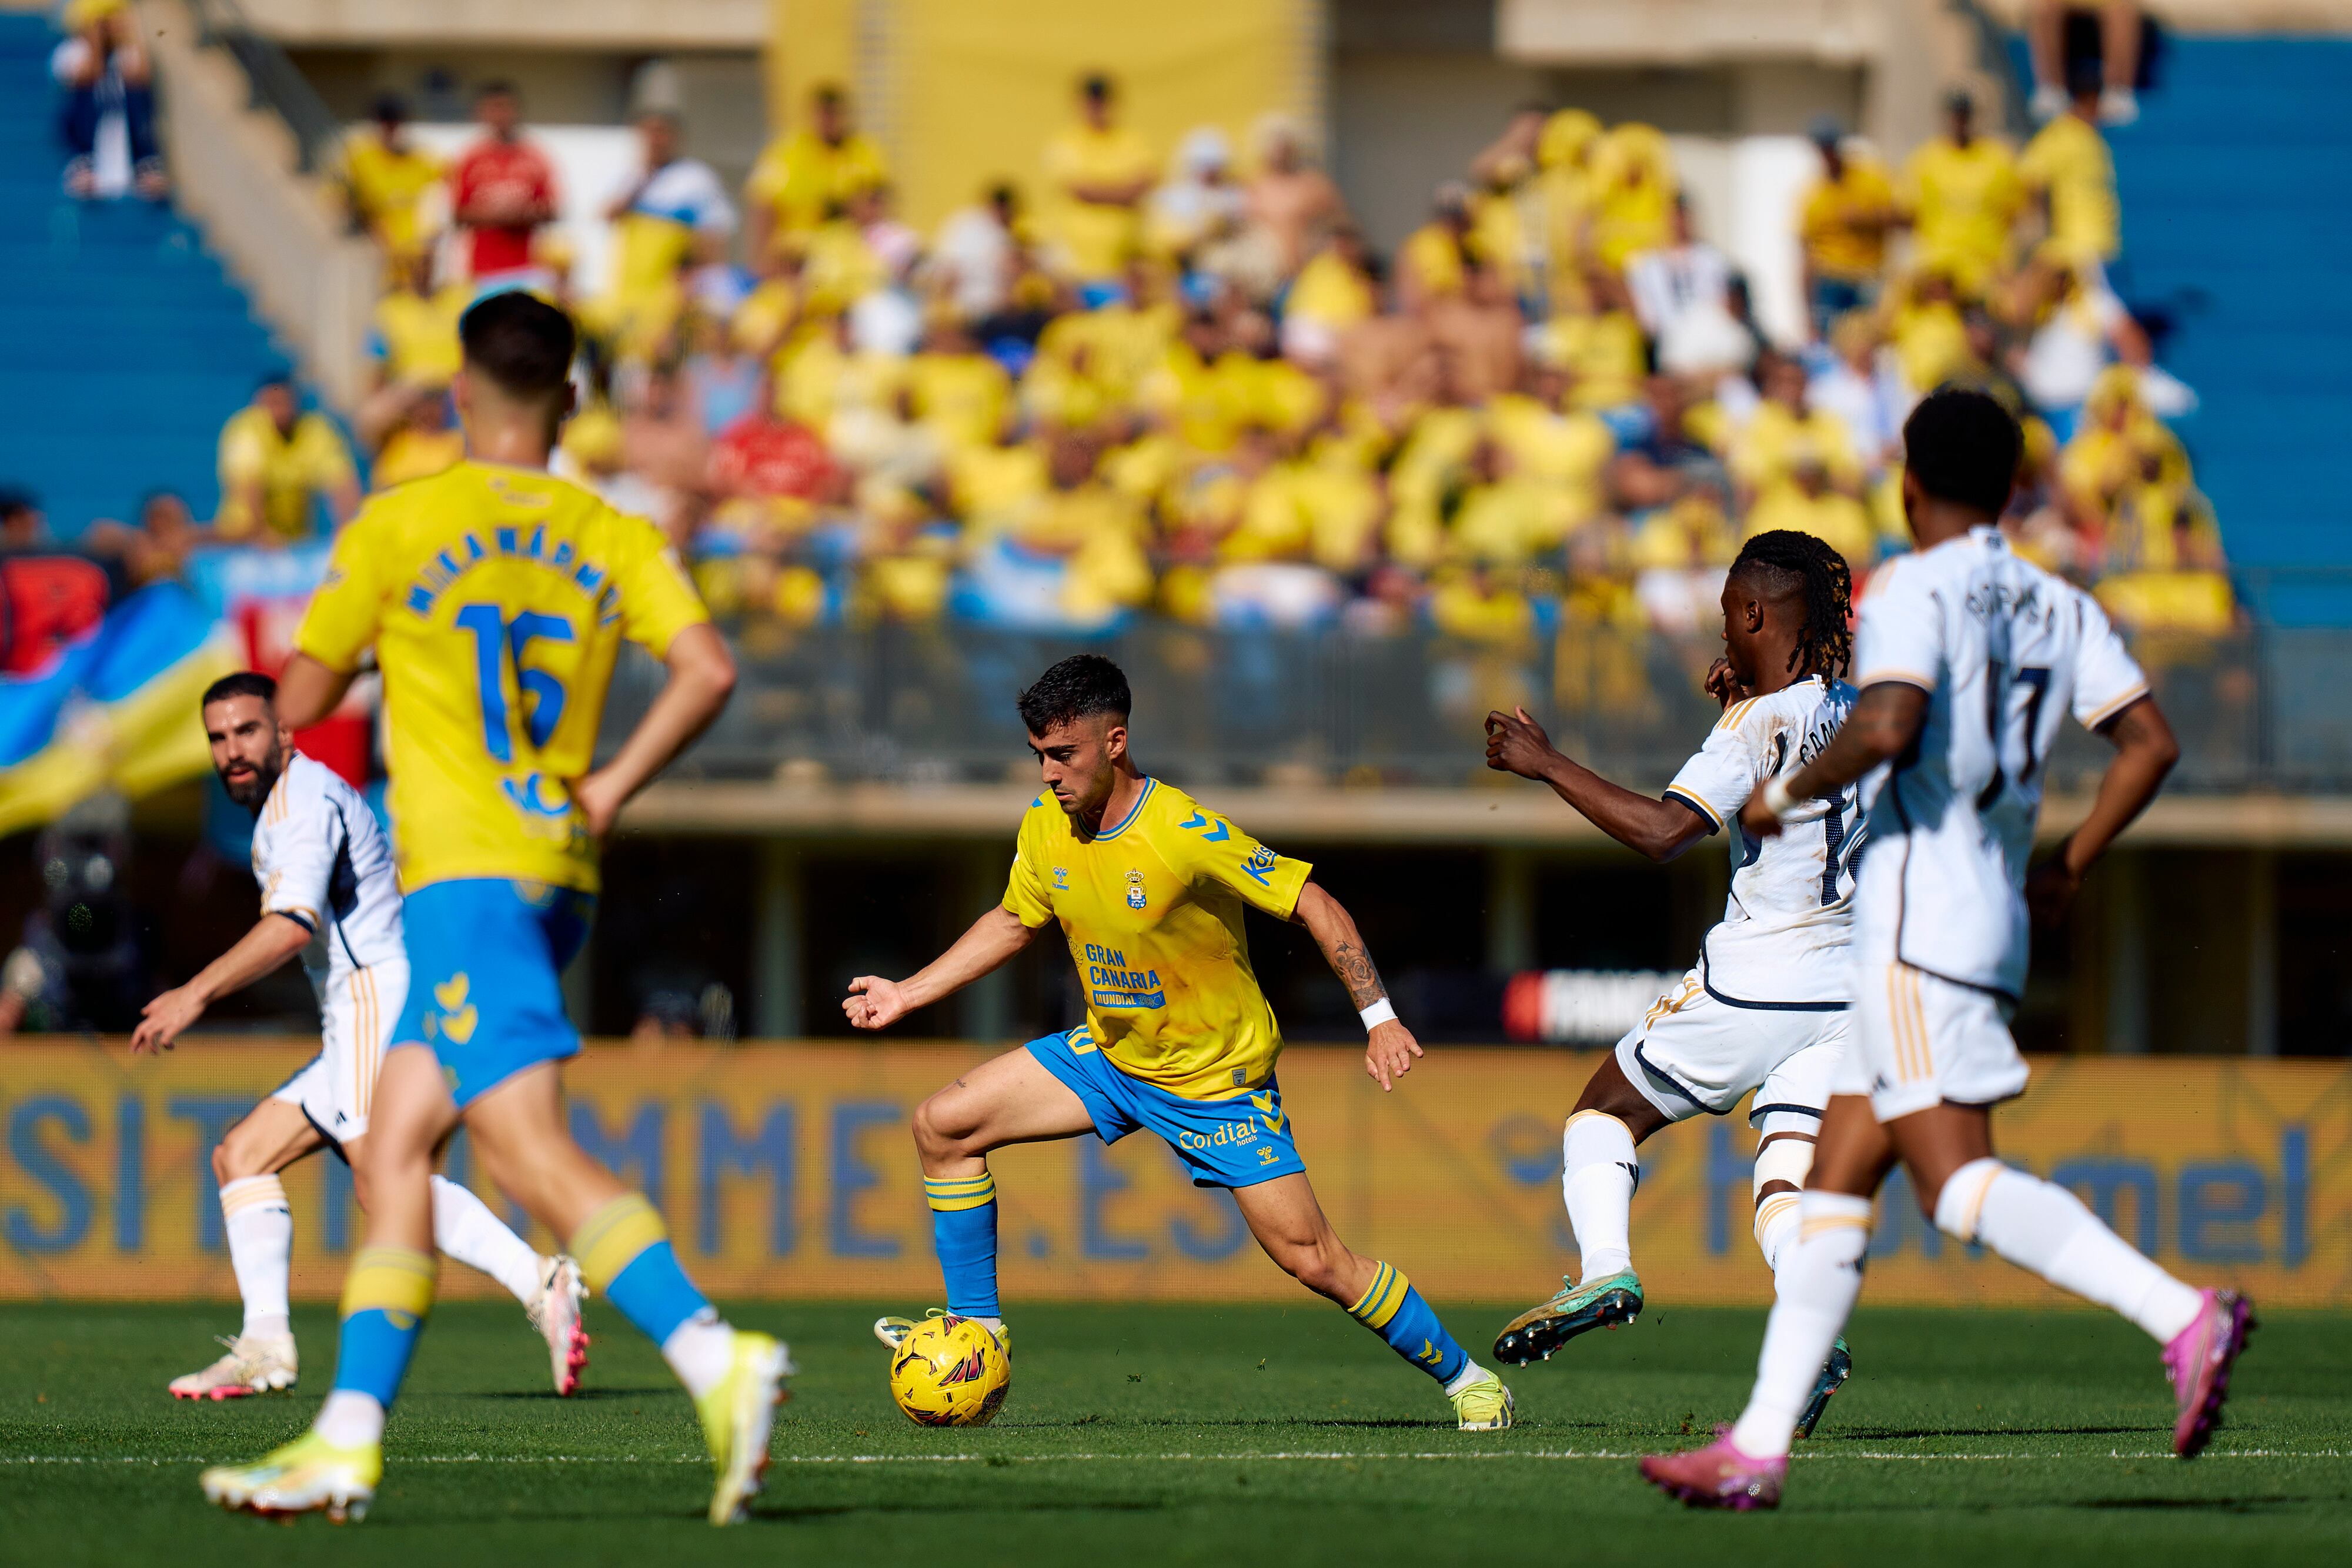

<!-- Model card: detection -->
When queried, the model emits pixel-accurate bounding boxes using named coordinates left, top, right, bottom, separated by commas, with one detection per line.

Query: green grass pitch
left=0, top=1299, right=2343, bottom=1566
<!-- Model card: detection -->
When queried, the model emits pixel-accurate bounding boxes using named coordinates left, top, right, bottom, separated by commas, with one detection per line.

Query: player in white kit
left=131, top=673, right=591, bottom=1401
left=1642, top=389, right=2254, bottom=1511
left=1485, top=530, right=1862, bottom=1436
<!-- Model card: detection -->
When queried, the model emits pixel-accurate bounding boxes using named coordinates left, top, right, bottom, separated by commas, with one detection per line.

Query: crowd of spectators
left=51, top=54, right=2233, bottom=671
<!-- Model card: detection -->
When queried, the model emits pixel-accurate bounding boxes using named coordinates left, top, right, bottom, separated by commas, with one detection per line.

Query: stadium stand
left=0, top=11, right=286, bottom=533
left=2101, top=35, right=2352, bottom=621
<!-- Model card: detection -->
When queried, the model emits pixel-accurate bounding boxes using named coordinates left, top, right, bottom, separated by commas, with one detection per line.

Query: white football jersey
left=1850, top=525, right=2149, bottom=998
left=250, top=751, right=406, bottom=1005
left=1663, top=673, right=1863, bottom=1008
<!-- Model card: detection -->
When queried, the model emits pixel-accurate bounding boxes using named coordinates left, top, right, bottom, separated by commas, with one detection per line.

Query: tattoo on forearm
left=1329, top=939, right=1386, bottom=1009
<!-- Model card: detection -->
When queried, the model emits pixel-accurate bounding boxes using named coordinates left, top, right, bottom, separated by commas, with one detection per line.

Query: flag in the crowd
left=0, top=581, right=241, bottom=838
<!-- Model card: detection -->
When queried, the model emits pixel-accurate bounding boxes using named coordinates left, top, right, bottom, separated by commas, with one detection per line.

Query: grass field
left=0, top=1299, right=2343, bottom=1566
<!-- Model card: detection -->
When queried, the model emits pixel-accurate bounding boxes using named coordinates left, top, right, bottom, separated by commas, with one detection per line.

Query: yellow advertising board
left=0, top=1042, right=2340, bottom=1307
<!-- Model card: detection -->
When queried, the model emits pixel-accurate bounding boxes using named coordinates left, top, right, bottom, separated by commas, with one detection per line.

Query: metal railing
left=184, top=0, right=343, bottom=173
left=600, top=618, right=2348, bottom=794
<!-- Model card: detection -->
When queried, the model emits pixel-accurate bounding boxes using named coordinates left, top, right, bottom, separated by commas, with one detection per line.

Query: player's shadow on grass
left=2077, top=1496, right=2321, bottom=1512
left=1832, top=1425, right=2147, bottom=1440
left=471, top=1386, right=677, bottom=1400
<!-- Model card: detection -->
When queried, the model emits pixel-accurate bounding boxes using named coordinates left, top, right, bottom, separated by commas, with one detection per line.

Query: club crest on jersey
left=1124, top=867, right=1147, bottom=909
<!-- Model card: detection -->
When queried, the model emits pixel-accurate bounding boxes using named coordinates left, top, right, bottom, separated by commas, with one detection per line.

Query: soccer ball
left=887, top=1314, right=1010, bottom=1427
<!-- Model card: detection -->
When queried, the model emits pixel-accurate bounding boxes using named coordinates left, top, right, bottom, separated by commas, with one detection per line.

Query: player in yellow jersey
left=845, top=655, right=1515, bottom=1431
left=198, top=293, right=789, bottom=1527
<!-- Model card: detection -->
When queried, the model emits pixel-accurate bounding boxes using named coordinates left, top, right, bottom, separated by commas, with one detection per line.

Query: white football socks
left=1935, top=1158, right=2203, bottom=1343
left=429, top=1175, right=547, bottom=1305
left=1561, top=1112, right=1638, bottom=1283
left=1729, top=1191, right=1872, bottom=1459
left=1753, top=1189, right=1803, bottom=1276
left=314, top=1389, right=385, bottom=1448
left=220, top=1175, right=293, bottom=1342
left=662, top=1308, right=737, bottom=1399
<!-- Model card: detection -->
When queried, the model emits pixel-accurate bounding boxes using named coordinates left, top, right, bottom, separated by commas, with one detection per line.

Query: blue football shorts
left=393, top=877, right=596, bottom=1108
left=1025, top=1025, right=1305, bottom=1189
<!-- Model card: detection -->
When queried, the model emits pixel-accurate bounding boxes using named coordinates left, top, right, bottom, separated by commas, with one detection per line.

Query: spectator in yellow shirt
left=365, top=249, right=467, bottom=393
left=214, top=376, right=359, bottom=545
left=339, top=95, right=443, bottom=266
left=744, top=84, right=891, bottom=263
left=1901, top=90, right=2024, bottom=300
left=1798, top=118, right=1900, bottom=340
left=1280, top=223, right=1375, bottom=366
left=1042, top=73, right=1158, bottom=292
left=1587, top=122, right=1676, bottom=274
left=1396, top=183, right=1473, bottom=310
left=2019, top=63, right=2121, bottom=263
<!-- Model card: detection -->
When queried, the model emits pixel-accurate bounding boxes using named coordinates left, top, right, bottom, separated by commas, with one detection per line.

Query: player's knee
left=214, top=1126, right=265, bottom=1183
left=1278, top=1235, right=1352, bottom=1299
left=911, top=1092, right=977, bottom=1165
left=1752, top=1134, right=1815, bottom=1206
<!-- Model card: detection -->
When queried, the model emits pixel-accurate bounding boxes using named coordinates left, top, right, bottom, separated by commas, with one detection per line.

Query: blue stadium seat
left=2097, top=36, right=2352, bottom=619
left=0, top=13, right=290, bottom=536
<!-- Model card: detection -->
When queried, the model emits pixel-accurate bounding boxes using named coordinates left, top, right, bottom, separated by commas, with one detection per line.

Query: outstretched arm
left=1486, top=707, right=1712, bottom=862
left=129, top=915, right=313, bottom=1054
left=1292, top=881, right=1424, bottom=1092
left=1739, top=681, right=1929, bottom=839
left=2027, top=696, right=2177, bottom=925
left=845, top=906, right=1041, bottom=1031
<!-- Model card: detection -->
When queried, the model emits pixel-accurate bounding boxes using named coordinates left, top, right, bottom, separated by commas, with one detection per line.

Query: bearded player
left=200, top=290, right=786, bottom=1526
left=133, top=672, right=585, bottom=1403
left=1643, top=388, right=2253, bottom=1510
left=1483, top=529, right=1861, bottom=1438
left=844, top=654, right=1515, bottom=1431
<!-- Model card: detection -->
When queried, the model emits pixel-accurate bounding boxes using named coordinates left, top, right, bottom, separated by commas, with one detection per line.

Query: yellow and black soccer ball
left=887, top=1314, right=1011, bottom=1427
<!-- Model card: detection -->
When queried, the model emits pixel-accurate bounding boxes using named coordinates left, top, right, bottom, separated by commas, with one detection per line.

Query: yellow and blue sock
left=572, top=1192, right=710, bottom=1345
left=329, top=1245, right=436, bottom=1407
left=1345, top=1261, right=1470, bottom=1386
left=925, top=1171, right=1000, bottom=1319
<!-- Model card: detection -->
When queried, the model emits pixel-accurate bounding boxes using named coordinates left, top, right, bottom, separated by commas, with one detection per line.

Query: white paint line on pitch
left=0, top=1449, right=2342, bottom=1466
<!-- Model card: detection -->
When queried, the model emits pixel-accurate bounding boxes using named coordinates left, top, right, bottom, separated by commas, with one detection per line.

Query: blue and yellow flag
left=0, top=583, right=240, bottom=838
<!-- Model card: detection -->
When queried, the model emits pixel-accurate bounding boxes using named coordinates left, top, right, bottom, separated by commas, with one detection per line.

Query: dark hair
left=371, top=93, right=409, bottom=125
left=1017, top=654, right=1131, bottom=735
left=459, top=290, right=577, bottom=403
left=201, top=670, right=278, bottom=708
left=0, top=484, right=38, bottom=519
left=813, top=82, right=846, bottom=108
left=1080, top=72, right=1114, bottom=101
left=477, top=79, right=519, bottom=101
left=256, top=370, right=295, bottom=393
left=1731, top=530, right=1853, bottom=678
left=1902, top=386, right=2022, bottom=519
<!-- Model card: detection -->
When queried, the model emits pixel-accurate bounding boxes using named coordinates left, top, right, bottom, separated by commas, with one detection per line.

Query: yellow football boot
left=694, top=1330, right=793, bottom=1525
left=1449, top=1367, right=1516, bottom=1432
left=199, top=1429, right=382, bottom=1522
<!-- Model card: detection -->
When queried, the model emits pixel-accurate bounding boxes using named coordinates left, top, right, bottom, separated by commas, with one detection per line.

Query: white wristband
left=1762, top=775, right=1800, bottom=820
left=1359, top=998, right=1398, bottom=1032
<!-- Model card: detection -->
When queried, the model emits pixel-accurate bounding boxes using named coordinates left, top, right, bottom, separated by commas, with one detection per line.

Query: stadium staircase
left=2097, top=35, right=2352, bottom=621
left=0, top=11, right=288, bottom=537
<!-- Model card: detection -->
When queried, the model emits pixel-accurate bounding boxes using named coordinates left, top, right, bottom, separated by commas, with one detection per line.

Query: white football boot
left=169, top=1333, right=298, bottom=1400
left=526, top=1254, right=592, bottom=1396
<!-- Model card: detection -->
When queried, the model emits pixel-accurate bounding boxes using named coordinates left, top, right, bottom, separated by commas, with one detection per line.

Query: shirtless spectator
left=1244, top=115, right=1341, bottom=277
left=1425, top=258, right=1523, bottom=402
left=449, top=81, right=560, bottom=288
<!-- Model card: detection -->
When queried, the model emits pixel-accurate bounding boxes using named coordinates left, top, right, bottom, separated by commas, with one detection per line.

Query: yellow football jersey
left=1002, top=778, right=1312, bottom=1099
left=294, top=460, right=709, bottom=894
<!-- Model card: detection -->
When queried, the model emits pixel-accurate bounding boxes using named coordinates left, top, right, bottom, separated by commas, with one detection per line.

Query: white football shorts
left=1612, top=968, right=1847, bottom=1137
left=1835, top=959, right=2029, bottom=1121
left=267, top=958, right=407, bottom=1145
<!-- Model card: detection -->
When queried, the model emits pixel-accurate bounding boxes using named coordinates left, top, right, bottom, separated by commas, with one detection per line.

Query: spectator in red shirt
left=449, top=81, right=559, bottom=286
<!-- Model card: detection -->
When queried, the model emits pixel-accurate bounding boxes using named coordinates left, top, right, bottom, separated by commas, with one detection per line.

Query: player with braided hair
left=1482, top=529, right=1864, bottom=1437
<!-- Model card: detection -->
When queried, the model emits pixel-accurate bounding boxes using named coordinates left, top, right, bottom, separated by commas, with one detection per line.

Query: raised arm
left=1486, top=707, right=1713, bottom=862
left=129, top=915, right=313, bottom=1054
left=1739, top=681, right=1929, bottom=839
left=844, top=906, right=1042, bottom=1031
left=275, top=650, right=358, bottom=730
left=2027, top=696, right=2177, bottom=925
left=572, top=623, right=737, bottom=837
left=1291, top=881, right=1424, bottom=1092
